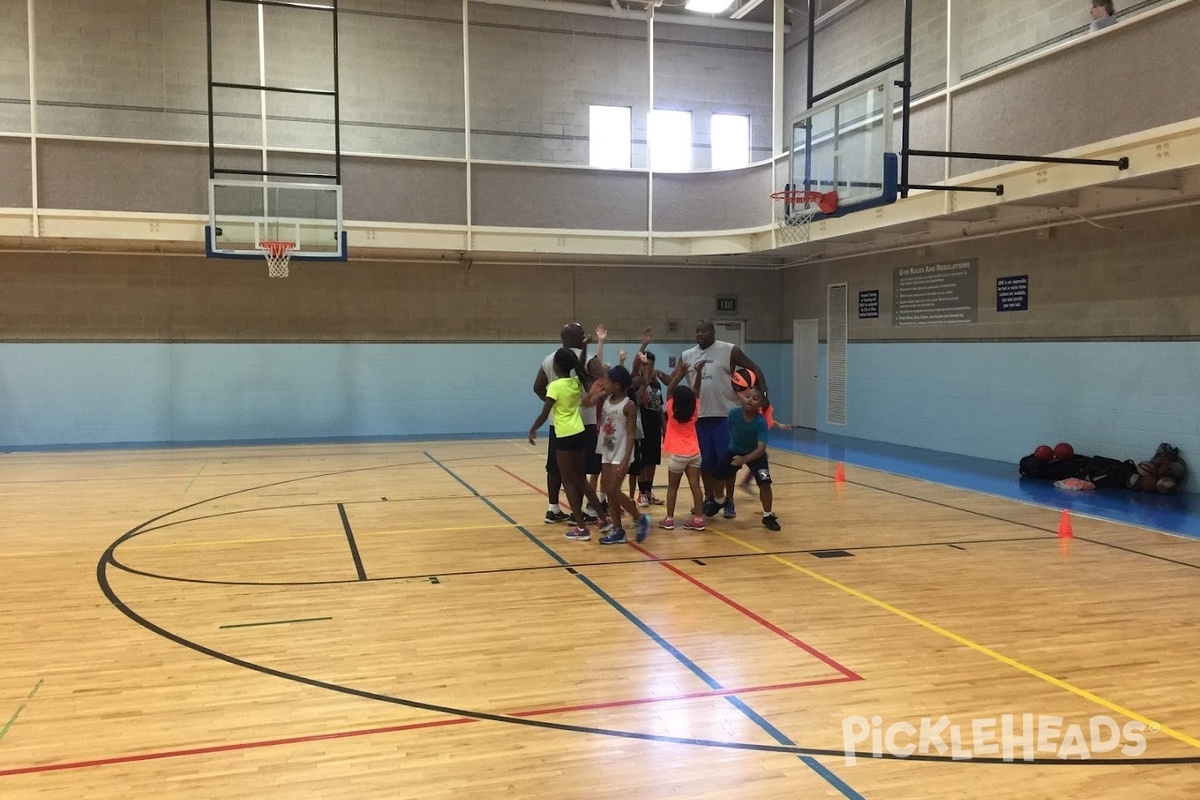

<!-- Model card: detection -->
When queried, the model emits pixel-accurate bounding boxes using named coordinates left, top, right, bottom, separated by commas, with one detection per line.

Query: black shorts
left=627, top=439, right=643, bottom=477
left=547, top=425, right=601, bottom=475
left=553, top=430, right=588, bottom=451
left=583, top=424, right=601, bottom=475
left=639, top=408, right=662, bottom=467
left=713, top=450, right=771, bottom=485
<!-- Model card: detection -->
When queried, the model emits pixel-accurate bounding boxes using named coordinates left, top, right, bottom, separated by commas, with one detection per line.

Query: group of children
left=528, top=324, right=782, bottom=545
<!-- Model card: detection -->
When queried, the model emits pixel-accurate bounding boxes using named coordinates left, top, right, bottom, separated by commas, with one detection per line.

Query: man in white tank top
left=533, top=322, right=604, bottom=524
left=675, top=319, right=767, bottom=519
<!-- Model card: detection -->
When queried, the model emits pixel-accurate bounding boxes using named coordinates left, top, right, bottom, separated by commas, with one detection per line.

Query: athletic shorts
left=553, top=430, right=587, bottom=452
left=583, top=424, right=601, bottom=475
left=639, top=409, right=662, bottom=466
left=667, top=452, right=702, bottom=473
left=713, top=450, right=771, bottom=485
left=627, top=439, right=643, bottom=476
left=695, top=416, right=731, bottom=473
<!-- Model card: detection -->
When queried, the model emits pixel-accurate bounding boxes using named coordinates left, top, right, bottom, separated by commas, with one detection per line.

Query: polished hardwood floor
left=0, top=439, right=1197, bottom=798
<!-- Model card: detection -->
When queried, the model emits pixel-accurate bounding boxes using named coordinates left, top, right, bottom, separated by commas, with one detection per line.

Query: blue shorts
left=696, top=416, right=730, bottom=473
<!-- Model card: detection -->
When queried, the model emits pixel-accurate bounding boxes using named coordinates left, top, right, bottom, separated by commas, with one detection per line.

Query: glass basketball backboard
left=787, top=75, right=898, bottom=218
left=206, top=179, right=346, bottom=260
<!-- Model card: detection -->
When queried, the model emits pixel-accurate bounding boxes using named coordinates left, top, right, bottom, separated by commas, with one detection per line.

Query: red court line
left=511, top=674, right=857, bottom=717
left=497, top=464, right=863, bottom=682
left=0, top=676, right=854, bottom=777
left=629, top=542, right=863, bottom=681
left=0, top=717, right=473, bottom=777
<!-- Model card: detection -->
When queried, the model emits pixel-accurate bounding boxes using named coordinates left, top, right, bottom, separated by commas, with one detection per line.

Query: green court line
left=0, top=679, right=42, bottom=743
left=184, top=459, right=209, bottom=493
left=219, top=616, right=332, bottom=630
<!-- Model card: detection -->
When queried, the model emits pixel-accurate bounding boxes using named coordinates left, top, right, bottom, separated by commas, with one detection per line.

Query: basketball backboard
left=206, top=179, right=347, bottom=260
left=786, top=75, right=899, bottom=219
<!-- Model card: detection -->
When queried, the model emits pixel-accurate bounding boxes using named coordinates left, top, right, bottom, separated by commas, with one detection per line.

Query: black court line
left=92, top=458, right=1200, bottom=766
left=105, top=535, right=1055, bottom=589
left=337, top=503, right=367, bottom=581
left=771, top=459, right=1200, bottom=573
left=129, top=489, right=570, bottom=537
left=220, top=617, right=332, bottom=629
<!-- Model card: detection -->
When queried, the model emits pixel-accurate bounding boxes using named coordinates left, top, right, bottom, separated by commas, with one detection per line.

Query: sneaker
left=565, top=526, right=591, bottom=540
left=649, top=493, right=665, bottom=505
left=544, top=509, right=571, bottom=524
left=723, top=500, right=737, bottom=519
left=658, top=517, right=675, bottom=530
left=683, top=516, right=706, bottom=531
left=635, top=514, right=651, bottom=543
left=636, top=492, right=650, bottom=507
left=761, top=513, right=781, bottom=531
left=597, top=516, right=614, bottom=534
left=599, top=528, right=627, bottom=545
left=702, top=499, right=722, bottom=517
left=582, top=512, right=599, bottom=525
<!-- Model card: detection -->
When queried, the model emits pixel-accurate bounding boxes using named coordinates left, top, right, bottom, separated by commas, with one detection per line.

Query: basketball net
left=771, top=190, right=837, bottom=246
left=258, top=240, right=295, bottom=279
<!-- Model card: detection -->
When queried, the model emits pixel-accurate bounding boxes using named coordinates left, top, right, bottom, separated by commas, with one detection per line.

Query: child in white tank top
left=595, top=366, right=651, bottom=545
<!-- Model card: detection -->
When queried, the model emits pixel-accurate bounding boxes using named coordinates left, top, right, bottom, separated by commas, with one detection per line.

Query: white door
left=792, top=318, right=819, bottom=429
left=717, top=320, right=745, bottom=348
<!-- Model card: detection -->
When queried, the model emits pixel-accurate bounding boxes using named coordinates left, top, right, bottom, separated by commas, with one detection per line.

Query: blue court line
left=422, top=451, right=864, bottom=800
left=773, top=429, right=1200, bottom=540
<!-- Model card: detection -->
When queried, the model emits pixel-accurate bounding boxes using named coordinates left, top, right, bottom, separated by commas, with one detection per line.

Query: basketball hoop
left=258, top=240, right=295, bottom=278
left=771, top=190, right=838, bottom=245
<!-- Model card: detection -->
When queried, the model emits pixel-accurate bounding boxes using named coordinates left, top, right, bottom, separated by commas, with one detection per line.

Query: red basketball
left=1033, top=445, right=1054, bottom=462
left=1053, top=442, right=1074, bottom=460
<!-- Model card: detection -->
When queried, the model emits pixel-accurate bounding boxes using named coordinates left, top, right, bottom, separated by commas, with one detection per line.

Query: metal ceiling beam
left=469, top=0, right=781, bottom=32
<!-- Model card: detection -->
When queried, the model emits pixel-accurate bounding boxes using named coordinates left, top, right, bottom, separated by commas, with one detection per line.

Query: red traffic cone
left=835, top=462, right=846, bottom=483
left=1057, top=509, right=1073, bottom=539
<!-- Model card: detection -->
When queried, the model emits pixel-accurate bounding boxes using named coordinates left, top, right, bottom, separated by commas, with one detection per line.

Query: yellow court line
left=713, top=528, right=1200, bottom=751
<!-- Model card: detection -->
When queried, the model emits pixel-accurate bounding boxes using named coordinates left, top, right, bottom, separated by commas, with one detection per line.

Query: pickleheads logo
left=841, top=714, right=1153, bottom=764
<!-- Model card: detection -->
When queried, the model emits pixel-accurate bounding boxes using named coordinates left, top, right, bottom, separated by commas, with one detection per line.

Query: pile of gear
left=1018, top=442, right=1188, bottom=494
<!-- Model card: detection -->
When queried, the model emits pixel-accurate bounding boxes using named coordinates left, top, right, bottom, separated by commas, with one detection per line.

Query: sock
left=713, top=495, right=726, bottom=505
left=548, top=503, right=559, bottom=512
left=763, top=511, right=776, bottom=518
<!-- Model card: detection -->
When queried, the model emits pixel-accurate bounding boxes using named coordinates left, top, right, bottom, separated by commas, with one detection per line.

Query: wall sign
left=858, top=290, right=879, bottom=319
left=893, top=259, right=979, bottom=326
left=716, top=295, right=737, bottom=314
left=996, top=275, right=1029, bottom=312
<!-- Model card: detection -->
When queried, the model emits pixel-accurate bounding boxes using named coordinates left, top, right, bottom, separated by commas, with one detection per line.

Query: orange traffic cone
left=1057, top=509, right=1073, bottom=539
left=835, top=462, right=846, bottom=483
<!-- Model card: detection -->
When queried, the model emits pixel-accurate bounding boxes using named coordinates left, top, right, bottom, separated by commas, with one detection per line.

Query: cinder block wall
left=780, top=204, right=1200, bottom=477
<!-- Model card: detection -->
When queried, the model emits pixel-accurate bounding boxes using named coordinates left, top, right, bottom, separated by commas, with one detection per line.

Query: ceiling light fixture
left=684, top=0, right=735, bottom=13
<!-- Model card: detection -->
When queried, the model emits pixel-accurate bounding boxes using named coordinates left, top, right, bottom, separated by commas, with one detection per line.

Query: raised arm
left=591, top=324, right=608, bottom=375
left=665, top=358, right=689, bottom=397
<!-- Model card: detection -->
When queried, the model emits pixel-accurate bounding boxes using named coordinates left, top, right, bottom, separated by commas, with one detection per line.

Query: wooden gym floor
left=1, top=439, right=1198, bottom=798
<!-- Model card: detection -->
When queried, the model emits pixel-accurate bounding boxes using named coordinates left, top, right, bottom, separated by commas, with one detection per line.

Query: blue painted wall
left=812, top=341, right=1200, bottom=491
left=0, top=341, right=791, bottom=448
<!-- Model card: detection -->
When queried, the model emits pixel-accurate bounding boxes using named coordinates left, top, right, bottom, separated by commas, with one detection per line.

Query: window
left=589, top=105, right=631, bottom=169
left=711, top=113, right=750, bottom=169
left=649, top=109, right=692, bottom=172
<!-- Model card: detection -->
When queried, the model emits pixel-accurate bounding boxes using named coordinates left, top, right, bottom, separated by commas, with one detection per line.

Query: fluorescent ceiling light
left=685, top=0, right=735, bottom=12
